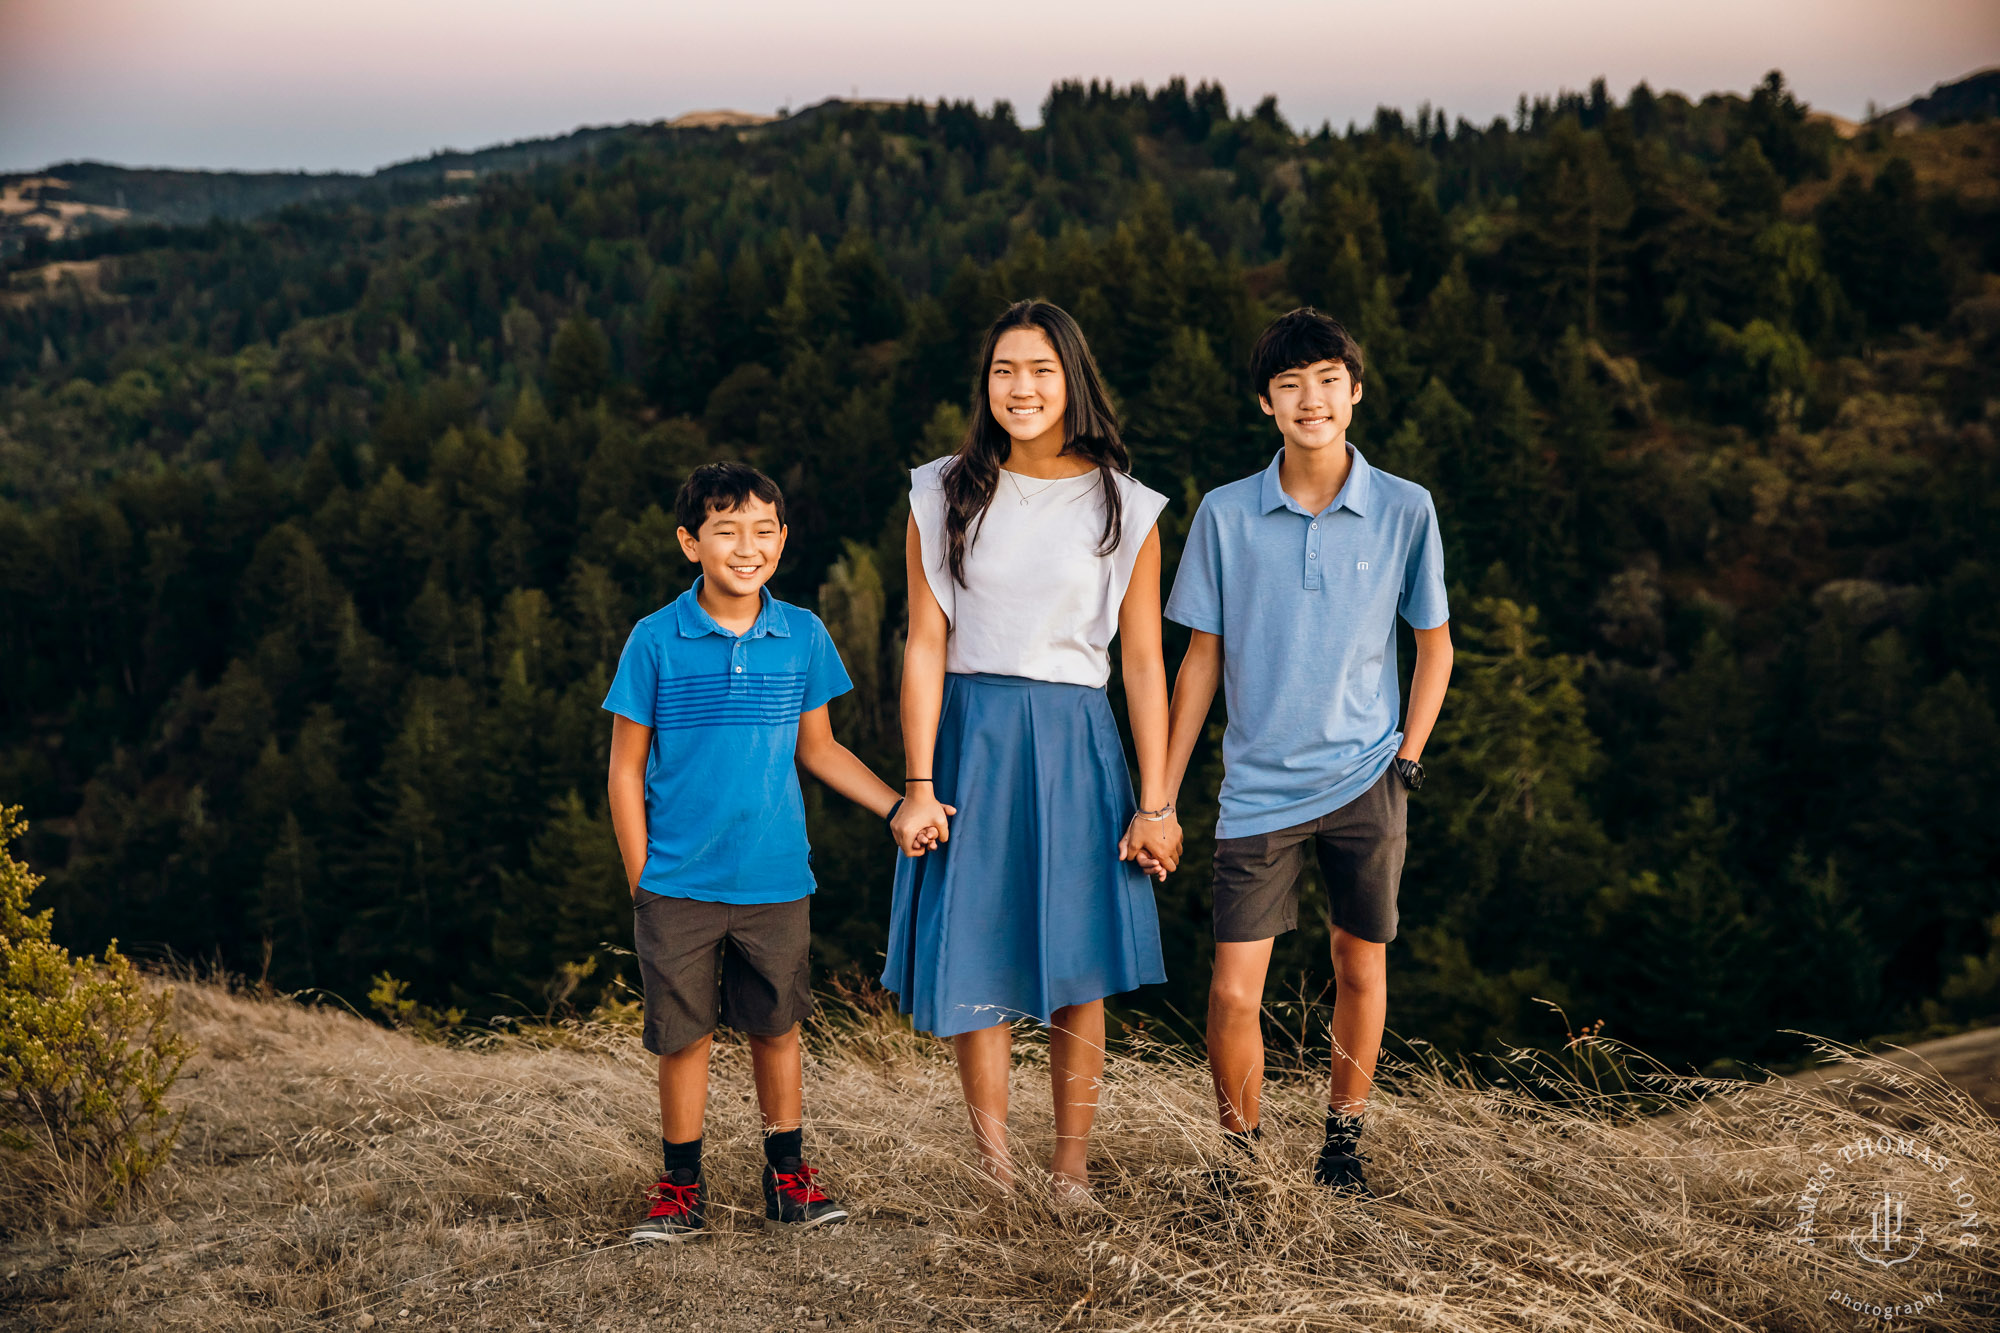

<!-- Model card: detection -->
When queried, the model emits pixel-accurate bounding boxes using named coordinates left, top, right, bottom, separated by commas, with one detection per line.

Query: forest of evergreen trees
left=3, top=74, right=1997, bottom=1070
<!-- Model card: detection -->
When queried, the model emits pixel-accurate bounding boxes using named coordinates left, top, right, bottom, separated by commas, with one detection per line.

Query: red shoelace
left=646, top=1178, right=701, bottom=1218
left=772, top=1164, right=828, bottom=1203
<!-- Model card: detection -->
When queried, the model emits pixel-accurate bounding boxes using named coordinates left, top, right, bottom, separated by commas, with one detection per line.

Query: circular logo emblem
left=1792, top=1129, right=1986, bottom=1324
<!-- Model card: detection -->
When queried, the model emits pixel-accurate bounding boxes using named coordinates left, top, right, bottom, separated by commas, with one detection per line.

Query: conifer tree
left=546, top=311, right=612, bottom=414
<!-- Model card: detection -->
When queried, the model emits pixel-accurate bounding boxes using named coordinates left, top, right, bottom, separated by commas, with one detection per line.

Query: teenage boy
left=1159, top=308, right=1453, bottom=1196
left=605, top=461, right=926, bottom=1242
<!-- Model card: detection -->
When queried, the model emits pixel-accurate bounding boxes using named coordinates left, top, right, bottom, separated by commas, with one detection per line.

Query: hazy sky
left=3, top=0, right=1996, bottom=174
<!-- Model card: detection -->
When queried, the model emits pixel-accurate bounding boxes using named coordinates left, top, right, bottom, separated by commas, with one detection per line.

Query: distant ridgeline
left=0, top=104, right=898, bottom=257
left=0, top=117, right=701, bottom=254
left=1, top=72, right=1996, bottom=1073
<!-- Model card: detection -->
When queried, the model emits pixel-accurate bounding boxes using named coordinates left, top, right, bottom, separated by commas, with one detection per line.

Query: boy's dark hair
left=674, top=461, right=786, bottom=534
left=1249, top=307, right=1365, bottom=400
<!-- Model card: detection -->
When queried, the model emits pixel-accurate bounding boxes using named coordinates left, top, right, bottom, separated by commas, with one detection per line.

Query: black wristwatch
left=1392, top=757, right=1424, bottom=791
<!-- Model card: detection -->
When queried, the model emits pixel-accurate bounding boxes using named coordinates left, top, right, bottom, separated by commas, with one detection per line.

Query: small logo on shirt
left=1356, top=561, right=1370, bottom=570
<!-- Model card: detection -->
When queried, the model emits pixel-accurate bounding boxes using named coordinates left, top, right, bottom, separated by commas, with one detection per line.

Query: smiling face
left=986, top=327, right=1068, bottom=448
left=1260, top=357, right=1363, bottom=454
left=676, top=496, right=786, bottom=600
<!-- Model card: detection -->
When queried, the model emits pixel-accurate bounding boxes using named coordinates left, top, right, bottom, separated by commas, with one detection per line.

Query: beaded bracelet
left=1130, top=804, right=1177, bottom=823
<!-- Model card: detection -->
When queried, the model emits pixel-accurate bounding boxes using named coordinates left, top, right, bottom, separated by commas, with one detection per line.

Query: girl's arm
left=795, top=705, right=900, bottom=818
left=892, top=514, right=953, bottom=854
left=1117, top=527, right=1179, bottom=877
left=607, top=715, right=653, bottom=896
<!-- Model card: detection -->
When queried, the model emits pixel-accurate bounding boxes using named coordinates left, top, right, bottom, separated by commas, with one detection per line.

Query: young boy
left=1158, top=308, right=1453, bottom=1196
left=604, top=461, right=918, bottom=1242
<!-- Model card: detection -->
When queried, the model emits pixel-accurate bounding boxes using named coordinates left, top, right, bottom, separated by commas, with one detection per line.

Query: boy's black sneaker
left=763, top=1158, right=850, bottom=1229
left=631, top=1168, right=707, bottom=1243
left=1203, top=1125, right=1262, bottom=1198
left=1313, top=1150, right=1374, bottom=1198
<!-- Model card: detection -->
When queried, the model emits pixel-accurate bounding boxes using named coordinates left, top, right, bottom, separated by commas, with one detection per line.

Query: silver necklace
left=1003, top=468, right=1073, bottom=505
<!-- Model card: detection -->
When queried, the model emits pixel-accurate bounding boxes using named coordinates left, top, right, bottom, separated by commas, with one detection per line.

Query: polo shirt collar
left=674, top=577, right=791, bottom=639
left=1259, top=443, right=1373, bottom=518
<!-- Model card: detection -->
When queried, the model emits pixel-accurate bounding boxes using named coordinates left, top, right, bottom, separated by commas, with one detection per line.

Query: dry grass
left=2, top=980, right=1995, bottom=1332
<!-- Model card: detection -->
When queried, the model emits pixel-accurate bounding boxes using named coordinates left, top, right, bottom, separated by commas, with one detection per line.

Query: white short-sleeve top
left=909, top=456, right=1170, bottom=688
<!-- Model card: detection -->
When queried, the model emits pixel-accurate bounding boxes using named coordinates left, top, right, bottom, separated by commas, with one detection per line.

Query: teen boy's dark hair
left=674, top=461, right=787, bottom=534
left=1249, top=307, right=1366, bottom=400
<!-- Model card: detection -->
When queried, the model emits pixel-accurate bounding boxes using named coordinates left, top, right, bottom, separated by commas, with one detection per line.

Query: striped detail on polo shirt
left=654, top=671, right=809, bottom=731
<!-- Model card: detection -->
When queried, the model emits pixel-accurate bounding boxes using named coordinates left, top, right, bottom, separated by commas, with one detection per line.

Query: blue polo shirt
left=1165, top=445, right=1449, bottom=840
left=601, top=580, right=852, bottom=903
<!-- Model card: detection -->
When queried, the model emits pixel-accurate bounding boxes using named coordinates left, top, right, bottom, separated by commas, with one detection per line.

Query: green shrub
left=367, top=971, right=465, bottom=1041
left=0, top=806, right=192, bottom=1221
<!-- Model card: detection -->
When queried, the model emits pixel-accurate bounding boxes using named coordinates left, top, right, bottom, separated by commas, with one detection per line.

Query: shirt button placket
left=1304, top=516, right=1323, bottom=590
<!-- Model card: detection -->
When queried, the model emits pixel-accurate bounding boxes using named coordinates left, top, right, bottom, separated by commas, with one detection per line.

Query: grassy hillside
left=1, top=979, right=1994, bottom=1330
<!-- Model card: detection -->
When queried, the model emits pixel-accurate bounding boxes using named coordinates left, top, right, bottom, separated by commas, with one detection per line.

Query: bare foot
left=977, top=1151, right=1015, bottom=1193
left=1049, top=1174, right=1093, bottom=1207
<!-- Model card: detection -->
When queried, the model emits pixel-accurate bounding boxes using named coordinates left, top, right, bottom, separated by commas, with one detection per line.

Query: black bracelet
left=885, top=797, right=904, bottom=830
left=905, top=777, right=933, bottom=784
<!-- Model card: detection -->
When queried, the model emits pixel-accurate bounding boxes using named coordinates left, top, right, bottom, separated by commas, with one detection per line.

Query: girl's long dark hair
left=941, top=300, right=1129, bottom=587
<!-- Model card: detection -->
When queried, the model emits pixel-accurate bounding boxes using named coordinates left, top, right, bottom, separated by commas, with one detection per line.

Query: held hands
left=889, top=791, right=1179, bottom=874
left=890, top=790, right=955, bottom=857
left=1120, top=808, right=1182, bottom=882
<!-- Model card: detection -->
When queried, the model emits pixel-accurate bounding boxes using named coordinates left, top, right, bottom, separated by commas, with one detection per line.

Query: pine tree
left=1286, top=167, right=1387, bottom=320
left=1585, top=798, right=1767, bottom=1066
left=819, top=542, right=888, bottom=746
left=1513, top=119, right=1633, bottom=338
left=546, top=311, right=612, bottom=415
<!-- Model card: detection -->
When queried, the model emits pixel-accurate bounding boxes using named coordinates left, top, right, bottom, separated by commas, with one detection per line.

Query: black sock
left=662, top=1136, right=702, bottom=1181
left=1322, top=1108, right=1363, bottom=1162
left=764, top=1126, right=803, bottom=1170
left=1222, top=1123, right=1262, bottom=1159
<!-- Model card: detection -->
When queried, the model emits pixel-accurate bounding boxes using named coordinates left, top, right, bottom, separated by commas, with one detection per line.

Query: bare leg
left=658, top=1034, right=713, bottom=1142
left=1327, top=927, right=1388, bottom=1115
left=1208, top=939, right=1276, bottom=1131
left=1047, top=1001, right=1105, bottom=1186
left=746, top=1024, right=803, bottom=1132
left=952, top=1023, right=1014, bottom=1186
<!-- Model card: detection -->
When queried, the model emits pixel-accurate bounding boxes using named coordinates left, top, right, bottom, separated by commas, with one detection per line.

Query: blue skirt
left=882, top=672, right=1167, bottom=1038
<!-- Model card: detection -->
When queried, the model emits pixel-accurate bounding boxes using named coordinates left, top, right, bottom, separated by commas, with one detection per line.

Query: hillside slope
left=5, top=65, right=1994, bottom=250
left=1, top=983, right=1994, bottom=1331
left=3, top=70, right=1998, bottom=1093
left=0, top=100, right=842, bottom=254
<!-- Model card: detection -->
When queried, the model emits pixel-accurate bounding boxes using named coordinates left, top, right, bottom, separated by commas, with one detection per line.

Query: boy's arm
left=795, top=705, right=899, bottom=818
left=1164, top=630, right=1223, bottom=803
left=1400, top=622, right=1453, bottom=760
left=1129, top=629, right=1221, bottom=878
left=607, top=715, right=654, bottom=896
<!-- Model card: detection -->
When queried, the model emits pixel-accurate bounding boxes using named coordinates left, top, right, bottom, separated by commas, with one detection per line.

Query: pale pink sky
left=2, top=0, right=1995, bottom=173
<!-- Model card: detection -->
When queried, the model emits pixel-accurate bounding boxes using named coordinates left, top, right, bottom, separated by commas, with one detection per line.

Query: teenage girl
left=887, top=300, right=1183, bottom=1191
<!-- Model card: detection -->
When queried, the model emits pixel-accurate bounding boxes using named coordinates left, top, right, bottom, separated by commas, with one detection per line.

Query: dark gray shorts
left=632, top=890, right=813, bottom=1056
left=1211, top=769, right=1407, bottom=944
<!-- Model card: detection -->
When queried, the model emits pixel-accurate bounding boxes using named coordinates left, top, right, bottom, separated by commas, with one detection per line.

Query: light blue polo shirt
left=601, top=580, right=852, bottom=903
left=1165, top=445, right=1449, bottom=840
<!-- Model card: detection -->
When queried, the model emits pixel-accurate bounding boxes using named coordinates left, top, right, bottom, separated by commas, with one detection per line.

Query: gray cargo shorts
left=632, top=890, right=813, bottom=1055
left=1210, top=768, right=1407, bottom=945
